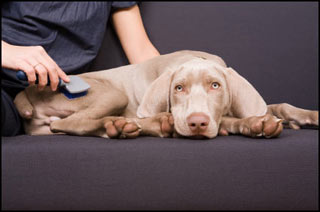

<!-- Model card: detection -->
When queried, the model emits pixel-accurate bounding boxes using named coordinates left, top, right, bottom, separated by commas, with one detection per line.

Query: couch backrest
left=90, top=2, right=318, bottom=110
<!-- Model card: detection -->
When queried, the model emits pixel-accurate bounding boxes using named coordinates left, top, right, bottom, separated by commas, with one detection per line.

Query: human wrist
left=132, top=45, right=160, bottom=64
left=1, top=40, right=16, bottom=69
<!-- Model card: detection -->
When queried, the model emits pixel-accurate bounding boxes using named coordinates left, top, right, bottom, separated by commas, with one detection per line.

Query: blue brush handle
left=16, top=70, right=62, bottom=86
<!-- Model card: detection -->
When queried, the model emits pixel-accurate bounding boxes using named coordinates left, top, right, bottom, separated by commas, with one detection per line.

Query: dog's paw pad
left=241, top=115, right=283, bottom=138
left=120, top=122, right=141, bottom=139
left=123, top=122, right=139, bottom=133
left=114, top=119, right=127, bottom=131
left=159, top=113, right=174, bottom=137
left=104, top=118, right=141, bottom=139
left=249, top=119, right=263, bottom=134
left=263, top=117, right=283, bottom=138
left=104, top=121, right=119, bottom=138
left=218, top=128, right=229, bottom=136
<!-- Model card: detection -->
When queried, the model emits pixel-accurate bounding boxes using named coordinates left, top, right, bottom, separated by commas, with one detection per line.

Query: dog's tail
left=14, top=91, right=34, bottom=119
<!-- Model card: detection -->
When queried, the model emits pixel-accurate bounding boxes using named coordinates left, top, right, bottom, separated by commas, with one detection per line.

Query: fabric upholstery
left=2, top=129, right=318, bottom=210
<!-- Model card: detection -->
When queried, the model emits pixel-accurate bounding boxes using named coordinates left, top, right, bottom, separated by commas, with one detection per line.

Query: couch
left=2, top=2, right=318, bottom=210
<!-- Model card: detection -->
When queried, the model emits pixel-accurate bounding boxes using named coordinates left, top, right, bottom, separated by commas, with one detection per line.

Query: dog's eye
left=175, top=85, right=184, bottom=92
left=211, top=82, right=220, bottom=89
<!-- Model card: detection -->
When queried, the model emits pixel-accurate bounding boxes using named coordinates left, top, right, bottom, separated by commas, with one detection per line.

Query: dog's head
left=137, top=57, right=267, bottom=138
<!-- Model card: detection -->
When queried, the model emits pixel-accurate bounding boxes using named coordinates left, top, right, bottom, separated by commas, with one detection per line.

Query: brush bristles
left=59, top=87, right=88, bottom=99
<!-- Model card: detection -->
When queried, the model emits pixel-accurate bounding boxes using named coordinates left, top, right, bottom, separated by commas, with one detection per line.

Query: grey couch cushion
left=2, top=129, right=318, bottom=210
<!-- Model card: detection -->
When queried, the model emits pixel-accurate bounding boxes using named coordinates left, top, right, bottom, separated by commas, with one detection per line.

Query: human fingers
left=34, top=63, right=48, bottom=91
left=45, top=55, right=70, bottom=83
left=15, top=59, right=37, bottom=86
left=38, top=47, right=70, bottom=84
left=33, top=47, right=62, bottom=91
left=57, top=68, right=70, bottom=83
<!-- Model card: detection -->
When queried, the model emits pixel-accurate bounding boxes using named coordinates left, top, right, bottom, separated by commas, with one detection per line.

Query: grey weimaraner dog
left=14, top=50, right=318, bottom=139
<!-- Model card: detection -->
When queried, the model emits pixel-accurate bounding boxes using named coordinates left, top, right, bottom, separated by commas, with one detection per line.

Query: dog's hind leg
left=14, top=91, right=34, bottom=119
left=267, top=103, right=318, bottom=129
left=50, top=112, right=175, bottom=139
left=50, top=115, right=141, bottom=138
left=49, top=89, right=130, bottom=137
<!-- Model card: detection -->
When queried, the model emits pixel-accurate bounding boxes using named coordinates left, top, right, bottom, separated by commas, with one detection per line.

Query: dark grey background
left=91, top=2, right=318, bottom=110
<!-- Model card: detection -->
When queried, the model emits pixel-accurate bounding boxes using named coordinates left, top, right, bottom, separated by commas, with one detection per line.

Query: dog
left=14, top=50, right=318, bottom=139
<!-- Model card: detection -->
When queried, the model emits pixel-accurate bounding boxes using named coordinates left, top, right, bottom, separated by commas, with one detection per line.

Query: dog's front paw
left=136, top=112, right=175, bottom=138
left=157, top=112, right=175, bottom=137
left=104, top=117, right=141, bottom=139
left=240, top=114, right=283, bottom=138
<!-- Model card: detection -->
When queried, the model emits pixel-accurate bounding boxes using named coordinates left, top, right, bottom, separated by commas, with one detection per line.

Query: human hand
left=1, top=41, right=70, bottom=91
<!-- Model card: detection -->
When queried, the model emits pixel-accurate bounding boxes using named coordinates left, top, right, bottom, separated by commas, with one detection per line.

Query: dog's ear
left=223, top=67, right=267, bottom=118
left=137, top=70, right=174, bottom=118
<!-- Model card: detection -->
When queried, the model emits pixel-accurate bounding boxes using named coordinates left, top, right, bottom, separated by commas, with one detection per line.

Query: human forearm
left=112, top=5, right=160, bottom=64
left=128, top=40, right=160, bottom=64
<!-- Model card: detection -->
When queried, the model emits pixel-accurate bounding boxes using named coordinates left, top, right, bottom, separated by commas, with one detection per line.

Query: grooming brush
left=16, top=70, right=90, bottom=99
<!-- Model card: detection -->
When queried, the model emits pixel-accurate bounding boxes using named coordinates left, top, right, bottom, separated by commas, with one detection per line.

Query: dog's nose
left=187, top=112, right=210, bottom=133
